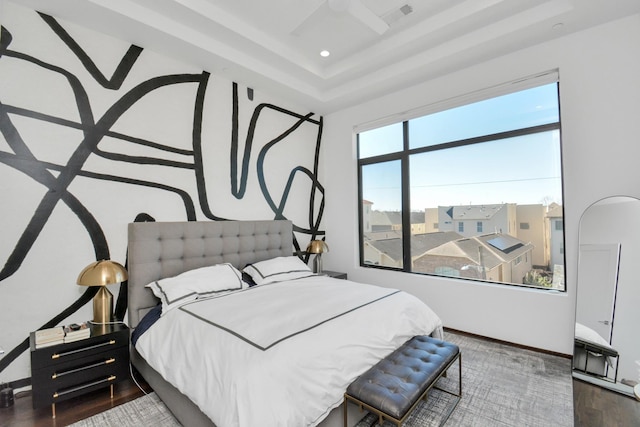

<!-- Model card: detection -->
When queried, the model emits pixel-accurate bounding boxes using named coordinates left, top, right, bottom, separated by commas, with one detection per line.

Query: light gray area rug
left=69, top=391, right=179, bottom=427
left=355, top=331, right=573, bottom=427
left=69, top=331, right=573, bottom=427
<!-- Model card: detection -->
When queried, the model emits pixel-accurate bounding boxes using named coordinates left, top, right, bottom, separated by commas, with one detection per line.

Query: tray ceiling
left=6, top=0, right=640, bottom=113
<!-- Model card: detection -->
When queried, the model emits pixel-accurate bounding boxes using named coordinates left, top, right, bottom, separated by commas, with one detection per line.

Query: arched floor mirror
left=574, top=196, right=640, bottom=397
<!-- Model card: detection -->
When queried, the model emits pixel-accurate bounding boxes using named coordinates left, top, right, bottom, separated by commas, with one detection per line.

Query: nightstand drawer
left=50, top=375, right=119, bottom=406
left=32, top=345, right=128, bottom=390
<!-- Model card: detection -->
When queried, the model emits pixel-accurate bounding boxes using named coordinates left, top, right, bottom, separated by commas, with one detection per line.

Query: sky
left=359, top=83, right=563, bottom=211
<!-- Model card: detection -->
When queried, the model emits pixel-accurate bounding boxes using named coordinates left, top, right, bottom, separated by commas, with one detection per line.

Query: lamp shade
left=77, top=260, right=128, bottom=286
left=306, top=240, right=329, bottom=254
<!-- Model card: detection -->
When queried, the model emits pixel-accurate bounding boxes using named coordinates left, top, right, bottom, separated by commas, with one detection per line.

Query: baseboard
left=0, top=377, right=31, bottom=390
left=443, top=327, right=572, bottom=359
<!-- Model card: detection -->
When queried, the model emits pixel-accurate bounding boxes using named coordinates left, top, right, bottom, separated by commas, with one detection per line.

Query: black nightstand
left=322, top=270, right=347, bottom=280
left=30, top=323, right=129, bottom=418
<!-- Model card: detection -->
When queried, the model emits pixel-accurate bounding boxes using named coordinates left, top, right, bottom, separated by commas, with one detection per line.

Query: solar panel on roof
left=487, top=236, right=523, bottom=253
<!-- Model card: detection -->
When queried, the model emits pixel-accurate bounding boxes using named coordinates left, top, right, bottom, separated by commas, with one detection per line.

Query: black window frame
left=357, top=79, right=566, bottom=289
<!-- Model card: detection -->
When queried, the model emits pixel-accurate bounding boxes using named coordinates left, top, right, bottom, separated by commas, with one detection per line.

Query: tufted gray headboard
left=127, top=220, right=293, bottom=328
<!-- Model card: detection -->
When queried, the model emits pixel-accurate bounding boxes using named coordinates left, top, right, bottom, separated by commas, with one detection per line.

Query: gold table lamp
left=306, top=240, right=329, bottom=274
left=77, top=260, right=128, bottom=324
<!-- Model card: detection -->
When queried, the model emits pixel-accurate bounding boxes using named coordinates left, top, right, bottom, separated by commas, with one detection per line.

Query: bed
left=127, top=219, right=443, bottom=427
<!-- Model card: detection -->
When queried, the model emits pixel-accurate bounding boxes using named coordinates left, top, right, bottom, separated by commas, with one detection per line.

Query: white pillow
left=147, top=263, right=245, bottom=314
left=243, top=256, right=313, bottom=286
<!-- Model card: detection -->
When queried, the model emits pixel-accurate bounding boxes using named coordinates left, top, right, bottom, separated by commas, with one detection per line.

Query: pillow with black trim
left=243, top=256, right=314, bottom=286
left=146, top=263, right=245, bottom=314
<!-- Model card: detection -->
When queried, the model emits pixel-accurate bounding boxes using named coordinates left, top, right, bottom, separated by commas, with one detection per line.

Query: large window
left=358, top=77, right=565, bottom=291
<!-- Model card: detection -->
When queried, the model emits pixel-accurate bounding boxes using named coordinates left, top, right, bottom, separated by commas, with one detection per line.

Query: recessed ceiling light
left=320, top=50, right=330, bottom=57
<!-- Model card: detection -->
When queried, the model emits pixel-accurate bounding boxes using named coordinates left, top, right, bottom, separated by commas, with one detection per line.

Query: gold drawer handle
left=51, top=358, right=117, bottom=379
left=51, top=340, right=116, bottom=359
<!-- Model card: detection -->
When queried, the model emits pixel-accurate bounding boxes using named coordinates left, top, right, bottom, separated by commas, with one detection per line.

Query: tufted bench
left=343, top=335, right=461, bottom=427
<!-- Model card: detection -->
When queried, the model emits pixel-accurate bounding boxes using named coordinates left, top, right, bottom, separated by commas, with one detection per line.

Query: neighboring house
left=363, top=237, right=401, bottom=267
left=362, top=230, right=402, bottom=266
left=363, top=231, right=461, bottom=268
left=368, top=210, right=426, bottom=233
left=369, top=204, right=556, bottom=280
left=516, top=204, right=549, bottom=268
left=437, top=204, right=517, bottom=238
left=547, top=203, right=565, bottom=273
left=414, top=233, right=534, bottom=284
left=364, top=229, right=535, bottom=286
left=362, top=200, right=373, bottom=232
left=365, top=229, right=533, bottom=285
left=424, top=208, right=439, bottom=233
left=405, top=212, right=428, bottom=234
left=369, top=210, right=395, bottom=231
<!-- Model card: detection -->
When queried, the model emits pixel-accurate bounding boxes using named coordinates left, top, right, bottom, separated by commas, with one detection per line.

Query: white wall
left=322, top=14, right=640, bottom=355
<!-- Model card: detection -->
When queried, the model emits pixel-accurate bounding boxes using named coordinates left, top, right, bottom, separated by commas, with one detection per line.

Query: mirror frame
left=574, top=195, right=640, bottom=397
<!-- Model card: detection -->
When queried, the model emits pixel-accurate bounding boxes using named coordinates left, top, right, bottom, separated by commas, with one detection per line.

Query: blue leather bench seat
left=344, top=335, right=461, bottom=427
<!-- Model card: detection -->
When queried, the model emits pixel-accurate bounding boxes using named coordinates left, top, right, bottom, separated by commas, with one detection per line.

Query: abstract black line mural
left=37, top=12, right=144, bottom=90
left=0, top=6, right=324, bottom=379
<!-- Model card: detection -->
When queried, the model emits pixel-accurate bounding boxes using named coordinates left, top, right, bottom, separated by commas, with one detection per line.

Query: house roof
left=366, top=231, right=462, bottom=262
left=365, top=230, right=402, bottom=241
left=423, top=232, right=533, bottom=268
left=442, top=204, right=506, bottom=220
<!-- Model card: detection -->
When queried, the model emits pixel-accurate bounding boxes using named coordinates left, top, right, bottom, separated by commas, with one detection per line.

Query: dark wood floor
left=0, top=371, right=151, bottom=427
left=1, top=370, right=639, bottom=426
left=573, top=379, right=640, bottom=427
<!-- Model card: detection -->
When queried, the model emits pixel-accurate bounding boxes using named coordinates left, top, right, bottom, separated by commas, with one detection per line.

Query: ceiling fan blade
left=348, top=0, right=389, bottom=35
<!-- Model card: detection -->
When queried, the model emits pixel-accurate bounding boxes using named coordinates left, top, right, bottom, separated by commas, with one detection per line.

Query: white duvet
left=135, top=275, right=443, bottom=427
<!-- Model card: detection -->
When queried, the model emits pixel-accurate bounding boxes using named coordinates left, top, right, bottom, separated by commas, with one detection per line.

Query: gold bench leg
left=343, top=397, right=347, bottom=427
